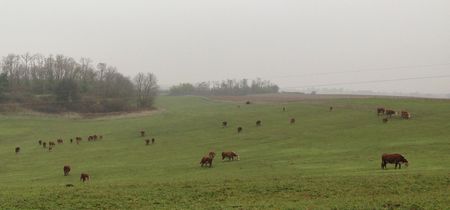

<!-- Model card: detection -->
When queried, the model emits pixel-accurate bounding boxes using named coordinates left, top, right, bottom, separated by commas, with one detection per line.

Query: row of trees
left=169, top=78, right=279, bottom=96
left=0, top=53, right=158, bottom=113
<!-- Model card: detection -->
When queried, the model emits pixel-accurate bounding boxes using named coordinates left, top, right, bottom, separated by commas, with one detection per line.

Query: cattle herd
left=12, top=102, right=412, bottom=186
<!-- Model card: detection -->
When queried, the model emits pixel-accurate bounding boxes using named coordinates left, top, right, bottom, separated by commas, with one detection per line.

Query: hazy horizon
left=1, top=0, right=449, bottom=94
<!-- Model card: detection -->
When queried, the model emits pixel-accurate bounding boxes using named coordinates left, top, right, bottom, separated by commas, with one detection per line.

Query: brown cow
left=48, top=147, right=53, bottom=152
left=57, top=139, right=63, bottom=144
left=64, top=165, right=71, bottom=176
left=256, top=120, right=262, bottom=126
left=38, top=140, right=42, bottom=145
left=222, top=151, right=239, bottom=161
left=93, top=135, right=98, bottom=140
left=381, top=153, right=409, bottom=169
left=382, top=118, right=389, bottom=123
left=245, top=101, right=251, bottom=105
left=43, top=142, right=47, bottom=148
left=15, top=147, right=20, bottom=154
left=145, top=139, right=150, bottom=145
left=140, top=131, right=145, bottom=137
left=282, top=107, right=286, bottom=112
left=377, top=107, right=386, bottom=116
left=385, top=109, right=396, bottom=118
left=151, top=138, right=155, bottom=144
left=70, top=139, right=73, bottom=143
left=88, top=136, right=93, bottom=141
left=237, top=127, right=243, bottom=133
left=401, top=111, right=411, bottom=119
left=329, top=106, right=333, bottom=112
left=75, top=137, right=82, bottom=141
left=200, top=152, right=216, bottom=168
left=80, top=173, right=90, bottom=182
left=222, top=121, right=228, bottom=128
left=49, top=141, right=56, bottom=147
left=290, top=118, right=296, bottom=124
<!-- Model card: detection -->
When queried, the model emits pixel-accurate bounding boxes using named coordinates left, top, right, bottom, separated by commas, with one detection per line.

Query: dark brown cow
left=381, top=153, right=409, bottom=169
left=70, top=139, right=73, bottom=143
left=88, top=136, right=93, bottom=141
left=245, top=101, right=251, bottom=105
left=145, top=139, right=150, bottom=145
left=48, top=147, right=53, bottom=152
left=329, top=106, right=333, bottom=112
left=49, top=141, right=55, bottom=147
left=256, top=120, right=262, bottom=126
left=151, top=138, right=155, bottom=144
left=80, top=173, right=90, bottom=182
left=140, top=131, right=145, bottom=137
left=57, top=139, right=63, bottom=144
left=290, top=118, right=296, bottom=124
left=222, top=151, right=239, bottom=161
left=382, top=118, right=388, bottom=123
left=64, top=165, right=71, bottom=176
left=43, top=142, right=47, bottom=148
left=282, top=107, right=286, bottom=112
left=237, top=127, right=243, bottom=133
left=385, top=109, right=396, bottom=118
left=200, top=152, right=216, bottom=168
left=75, top=137, right=82, bottom=141
left=377, top=107, right=386, bottom=116
left=15, top=147, right=20, bottom=154
left=38, top=140, right=42, bottom=145
left=401, top=111, right=411, bottom=119
left=222, top=121, right=228, bottom=127
left=93, top=135, right=98, bottom=140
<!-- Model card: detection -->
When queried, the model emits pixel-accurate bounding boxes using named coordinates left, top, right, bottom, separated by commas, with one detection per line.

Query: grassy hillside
left=0, top=96, right=449, bottom=209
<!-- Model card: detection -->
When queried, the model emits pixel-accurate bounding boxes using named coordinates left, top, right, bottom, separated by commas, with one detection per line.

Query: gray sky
left=1, top=0, right=449, bottom=94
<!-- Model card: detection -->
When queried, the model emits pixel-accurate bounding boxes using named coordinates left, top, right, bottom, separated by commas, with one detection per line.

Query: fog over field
left=1, top=0, right=449, bottom=95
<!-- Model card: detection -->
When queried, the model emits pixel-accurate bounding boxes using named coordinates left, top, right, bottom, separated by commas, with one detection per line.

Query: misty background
left=1, top=0, right=449, bottom=96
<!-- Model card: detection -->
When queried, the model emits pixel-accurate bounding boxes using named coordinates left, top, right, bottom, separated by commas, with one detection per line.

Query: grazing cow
left=256, top=120, right=262, bottom=126
left=151, top=138, right=155, bottom=144
left=382, top=118, right=389, bottom=123
left=200, top=152, right=216, bottom=168
left=401, top=111, right=411, bottom=119
left=222, top=151, right=239, bottom=161
left=43, top=142, right=47, bottom=148
left=140, top=131, right=145, bottom=137
left=381, top=153, right=409, bottom=169
left=70, top=139, right=73, bottom=143
left=222, top=121, right=228, bottom=128
left=329, top=106, right=333, bottom=112
left=385, top=109, right=396, bottom=118
left=245, top=101, right=251, bottom=105
left=377, top=107, right=386, bottom=116
left=282, top=107, right=286, bottom=112
left=80, top=173, right=90, bottom=182
left=290, top=118, right=296, bottom=124
left=15, top=147, right=20, bottom=154
left=38, top=140, right=42, bottom=145
left=64, top=165, right=71, bottom=176
left=49, top=141, right=56, bottom=147
left=237, top=127, right=243, bottom=133
left=145, top=139, right=150, bottom=145
left=57, top=139, right=63, bottom=144
left=76, top=137, right=82, bottom=141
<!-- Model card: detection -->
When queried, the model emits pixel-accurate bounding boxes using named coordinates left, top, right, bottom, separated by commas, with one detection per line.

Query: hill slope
left=0, top=96, right=449, bottom=209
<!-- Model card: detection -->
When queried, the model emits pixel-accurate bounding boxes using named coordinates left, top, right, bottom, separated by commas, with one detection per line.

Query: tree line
left=0, top=53, right=158, bottom=113
left=169, top=78, right=279, bottom=96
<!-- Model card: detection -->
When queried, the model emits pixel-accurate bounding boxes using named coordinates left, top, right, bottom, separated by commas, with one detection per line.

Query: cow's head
left=402, top=159, right=409, bottom=167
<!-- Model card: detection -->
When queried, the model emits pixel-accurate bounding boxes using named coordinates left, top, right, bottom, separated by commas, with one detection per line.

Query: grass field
left=0, top=95, right=449, bottom=209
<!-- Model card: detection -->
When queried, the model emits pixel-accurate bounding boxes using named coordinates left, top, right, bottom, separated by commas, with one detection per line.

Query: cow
left=329, top=106, right=333, bottom=112
left=200, top=152, right=216, bottom=168
left=80, top=173, right=90, bottom=182
left=385, top=109, right=396, bottom=118
left=377, top=107, right=386, bottom=116
left=381, top=153, right=409, bottom=169
left=75, top=137, right=82, bottom=141
left=57, top=139, right=63, bottom=144
left=48, top=147, right=53, bottom=152
left=256, top=120, right=262, bottom=127
left=15, top=147, right=20, bottom=154
left=246, top=101, right=251, bottom=105
left=290, top=118, right=296, bottom=124
left=382, top=118, right=389, bottom=123
left=145, top=139, right=150, bottom=145
left=222, top=151, right=239, bottom=161
left=401, top=111, right=411, bottom=119
left=93, top=135, right=98, bottom=141
left=222, top=121, right=228, bottom=128
left=38, top=140, right=42, bottom=145
left=99, top=135, right=103, bottom=140
left=282, top=107, right=286, bottom=112
left=43, top=142, right=47, bottom=148
left=49, top=141, right=55, bottom=147
left=88, top=136, right=93, bottom=141
left=140, top=131, right=145, bottom=137
left=63, top=165, right=71, bottom=176
left=70, top=139, right=73, bottom=143
left=237, top=127, right=243, bottom=133
left=151, top=138, right=155, bottom=144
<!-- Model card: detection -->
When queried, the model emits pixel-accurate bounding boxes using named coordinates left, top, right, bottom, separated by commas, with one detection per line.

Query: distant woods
left=169, top=79, right=279, bottom=96
left=0, top=53, right=158, bottom=113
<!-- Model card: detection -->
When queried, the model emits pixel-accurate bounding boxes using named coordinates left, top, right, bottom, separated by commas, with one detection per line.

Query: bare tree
left=134, top=72, right=158, bottom=108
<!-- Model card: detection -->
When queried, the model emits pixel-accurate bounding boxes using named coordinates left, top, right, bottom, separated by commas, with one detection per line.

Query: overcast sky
left=1, top=0, right=449, bottom=94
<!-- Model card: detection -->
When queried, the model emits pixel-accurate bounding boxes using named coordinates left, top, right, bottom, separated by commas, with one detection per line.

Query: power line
left=284, top=74, right=450, bottom=89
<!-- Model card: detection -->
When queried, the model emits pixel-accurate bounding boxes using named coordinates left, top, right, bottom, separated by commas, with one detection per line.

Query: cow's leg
left=395, top=163, right=398, bottom=169
left=398, top=163, right=401, bottom=169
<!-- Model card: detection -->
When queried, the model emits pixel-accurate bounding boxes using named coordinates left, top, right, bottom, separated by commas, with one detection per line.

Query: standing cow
left=145, top=139, right=150, bottom=145
left=222, top=151, right=239, bottom=161
left=63, top=165, right=71, bottom=176
left=222, top=121, right=228, bottom=128
left=140, top=131, right=145, bottom=137
left=256, top=120, right=262, bottom=127
left=401, top=111, right=411, bottom=119
left=80, top=173, right=90, bottom=182
left=385, top=110, right=396, bottom=118
left=237, top=127, right=243, bottom=133
left=15, top=147, right=20, bottom=154
left=381, top=153, right=409, bottom=169
left=377, top=107, right=386, bottom=116
left=290, top=118, right=296, bottom=124
left=200, top=152, right=216, bottom=168
left=151, top=138, right=155, bottom=144
left=38, top=140, right=42, bottom=145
